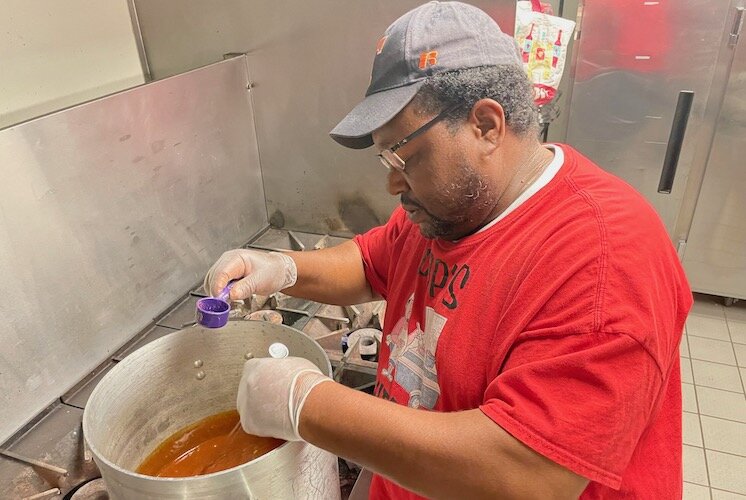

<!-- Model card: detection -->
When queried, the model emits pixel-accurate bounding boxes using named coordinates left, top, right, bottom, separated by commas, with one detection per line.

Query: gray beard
left=416, top=165, right=492, bottom=240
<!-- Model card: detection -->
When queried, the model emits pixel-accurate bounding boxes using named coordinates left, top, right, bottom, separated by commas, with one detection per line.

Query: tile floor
left=682, top=294, right=746, bottom=499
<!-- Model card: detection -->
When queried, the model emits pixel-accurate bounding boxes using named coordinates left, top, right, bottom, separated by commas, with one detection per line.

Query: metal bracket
left=730, top=7, right=744, bottom=46
left=314, top=313, right=350, bottom=324
left=248, top=244, right=290, bottom=252
left=126, top=0, right=151, bottom=81
left=287, top=231, right=306, bottom=251
left=0, top=449, right=68, bottom=477
left=22, top=488, right=61, bottom=500
left=333, top=336, right=360, bottom=382
left=314, top=327, right=351, bottom=342
left=275, top=305, right=312, bottom=317
left=222, top=52, right=248, bottom=59
left=313, top=234, right=331, bottom=250
left=344, top=305, right=362, bottom=329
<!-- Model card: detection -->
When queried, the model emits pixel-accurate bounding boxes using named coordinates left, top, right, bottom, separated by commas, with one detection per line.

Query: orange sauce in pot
left=136, top=410, right=284, bottom=477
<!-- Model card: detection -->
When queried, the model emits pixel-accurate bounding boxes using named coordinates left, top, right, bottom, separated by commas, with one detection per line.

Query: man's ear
left=469, top=99, right=506, bottom=152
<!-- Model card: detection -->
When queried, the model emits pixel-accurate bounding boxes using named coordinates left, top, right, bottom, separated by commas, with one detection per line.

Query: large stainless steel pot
left=83, top=321, right=340, bottom=499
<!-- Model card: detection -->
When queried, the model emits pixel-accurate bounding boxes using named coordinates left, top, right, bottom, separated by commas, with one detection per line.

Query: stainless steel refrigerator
left=565, top=0, right=746, bottom=303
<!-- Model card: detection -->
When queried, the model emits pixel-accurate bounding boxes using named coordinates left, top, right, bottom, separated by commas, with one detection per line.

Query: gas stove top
left=0, top=228, right=381, bottom=499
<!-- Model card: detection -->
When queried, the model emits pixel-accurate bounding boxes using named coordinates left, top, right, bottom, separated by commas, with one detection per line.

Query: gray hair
left=412, top=65, right=538, bottom=136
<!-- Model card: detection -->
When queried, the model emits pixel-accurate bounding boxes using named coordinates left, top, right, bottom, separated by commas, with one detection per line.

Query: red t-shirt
left=353, top=145, right=691, bottom=499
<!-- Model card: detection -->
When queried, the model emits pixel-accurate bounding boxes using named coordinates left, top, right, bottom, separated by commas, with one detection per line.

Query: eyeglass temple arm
left=390, top=104, right=459, bottom=153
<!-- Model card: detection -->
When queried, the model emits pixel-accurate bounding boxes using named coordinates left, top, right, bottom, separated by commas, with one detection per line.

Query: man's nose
left=386, top=169, right=409, bottom=196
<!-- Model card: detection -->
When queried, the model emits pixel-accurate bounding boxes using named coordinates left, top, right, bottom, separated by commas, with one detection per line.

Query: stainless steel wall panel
left=133, top=0, right=518, bottom=235
left=0, top=57, right=267, bottom=443
left=112, top=325, right=178, bottom=362
left=565, top=0, right=733, bottom=236
left=61, top=361, right=117, bottom=409
left=682, top=32, right=746, bottom=300
left=154, top=295, right=201, bottom=329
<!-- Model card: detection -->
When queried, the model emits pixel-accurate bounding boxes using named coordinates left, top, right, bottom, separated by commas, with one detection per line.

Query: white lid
left=268, top=342, right=289, bottom=359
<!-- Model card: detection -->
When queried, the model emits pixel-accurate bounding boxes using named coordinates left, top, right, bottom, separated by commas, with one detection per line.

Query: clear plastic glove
left=203, top=249, right=297, bottom=300
left=236, top=356, right=332, bottom=441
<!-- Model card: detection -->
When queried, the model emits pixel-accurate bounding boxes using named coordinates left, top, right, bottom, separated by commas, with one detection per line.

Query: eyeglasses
left=377, top=104, right=459, bottom=173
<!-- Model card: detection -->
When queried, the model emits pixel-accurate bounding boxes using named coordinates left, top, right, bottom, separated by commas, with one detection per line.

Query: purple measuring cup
left=196, top=282, right=235, bottom=328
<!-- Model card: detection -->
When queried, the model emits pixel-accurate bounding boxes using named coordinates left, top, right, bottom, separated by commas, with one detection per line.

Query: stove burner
left=63, top=477, right=108, bottom=500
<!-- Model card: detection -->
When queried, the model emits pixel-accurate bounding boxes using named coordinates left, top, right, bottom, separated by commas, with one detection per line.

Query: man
left=205, top=2, right=692, bottom=498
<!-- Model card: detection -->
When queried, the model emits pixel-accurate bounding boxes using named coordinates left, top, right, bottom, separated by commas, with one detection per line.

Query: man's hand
left=204, top=240, right=374, bottom=306
left=236, top=356, right=332, bottom=441
left=204, top=249, right=297, bottom=300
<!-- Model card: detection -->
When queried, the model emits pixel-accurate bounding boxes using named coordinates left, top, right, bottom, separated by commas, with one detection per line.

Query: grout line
left=695, top=425, right=710, bottom=488
left=684, top=443, right=746, bottom=459
left=688, top=328, right=714, bottom=490
left=698, top=413, right=746, bottom=425
left=690, top=382, right=745, bottom=396
left=683, top=336, right=696, bottom=384
left=723, top=303, right=745, bottom=319
left=684, top=305, right=746, bottom=495
left=696, top=310, right=746, bottom=490
left=689, top=356, right=739, bottom=368
left=704, top=447, right=746, bottom=460
left=685, top=478, right=711, bottom=488
left=724, top=312, right=746, bottom=396
left=712, top=487, right=746, bottom=497
left=722, top=323, right=746, bottom=345
left=688, top=332, right=737, bottom=342
left=685, top=482, right=714, bottom=493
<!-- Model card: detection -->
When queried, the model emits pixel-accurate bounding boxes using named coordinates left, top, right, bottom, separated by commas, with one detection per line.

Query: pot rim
left=82, top=322, right=332, bottom=482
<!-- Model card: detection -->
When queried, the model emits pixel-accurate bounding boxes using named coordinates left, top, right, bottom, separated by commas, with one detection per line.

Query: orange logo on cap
left=376, top=36, right=389, bottom=55
left=419, top=51, right=438, bottom=69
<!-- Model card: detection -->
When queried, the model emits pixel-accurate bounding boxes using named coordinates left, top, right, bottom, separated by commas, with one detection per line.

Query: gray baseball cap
left=330, top=1, right=522, bottom=149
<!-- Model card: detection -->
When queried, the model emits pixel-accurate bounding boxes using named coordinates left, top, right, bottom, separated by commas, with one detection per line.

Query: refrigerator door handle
left=658, top=90, right=695, bottom=194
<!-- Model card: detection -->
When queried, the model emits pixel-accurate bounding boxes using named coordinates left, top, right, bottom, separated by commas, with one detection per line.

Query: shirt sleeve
left=353, top=207, right=408, bottom=300
left=479, top=331, right=664, bottom=489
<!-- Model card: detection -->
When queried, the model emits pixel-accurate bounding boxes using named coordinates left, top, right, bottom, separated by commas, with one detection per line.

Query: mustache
left=400, top=194, right=423, bottom=209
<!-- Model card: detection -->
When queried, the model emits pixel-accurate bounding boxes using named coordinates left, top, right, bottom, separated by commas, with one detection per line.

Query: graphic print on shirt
left=380, top=293, right=447, bottom=409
